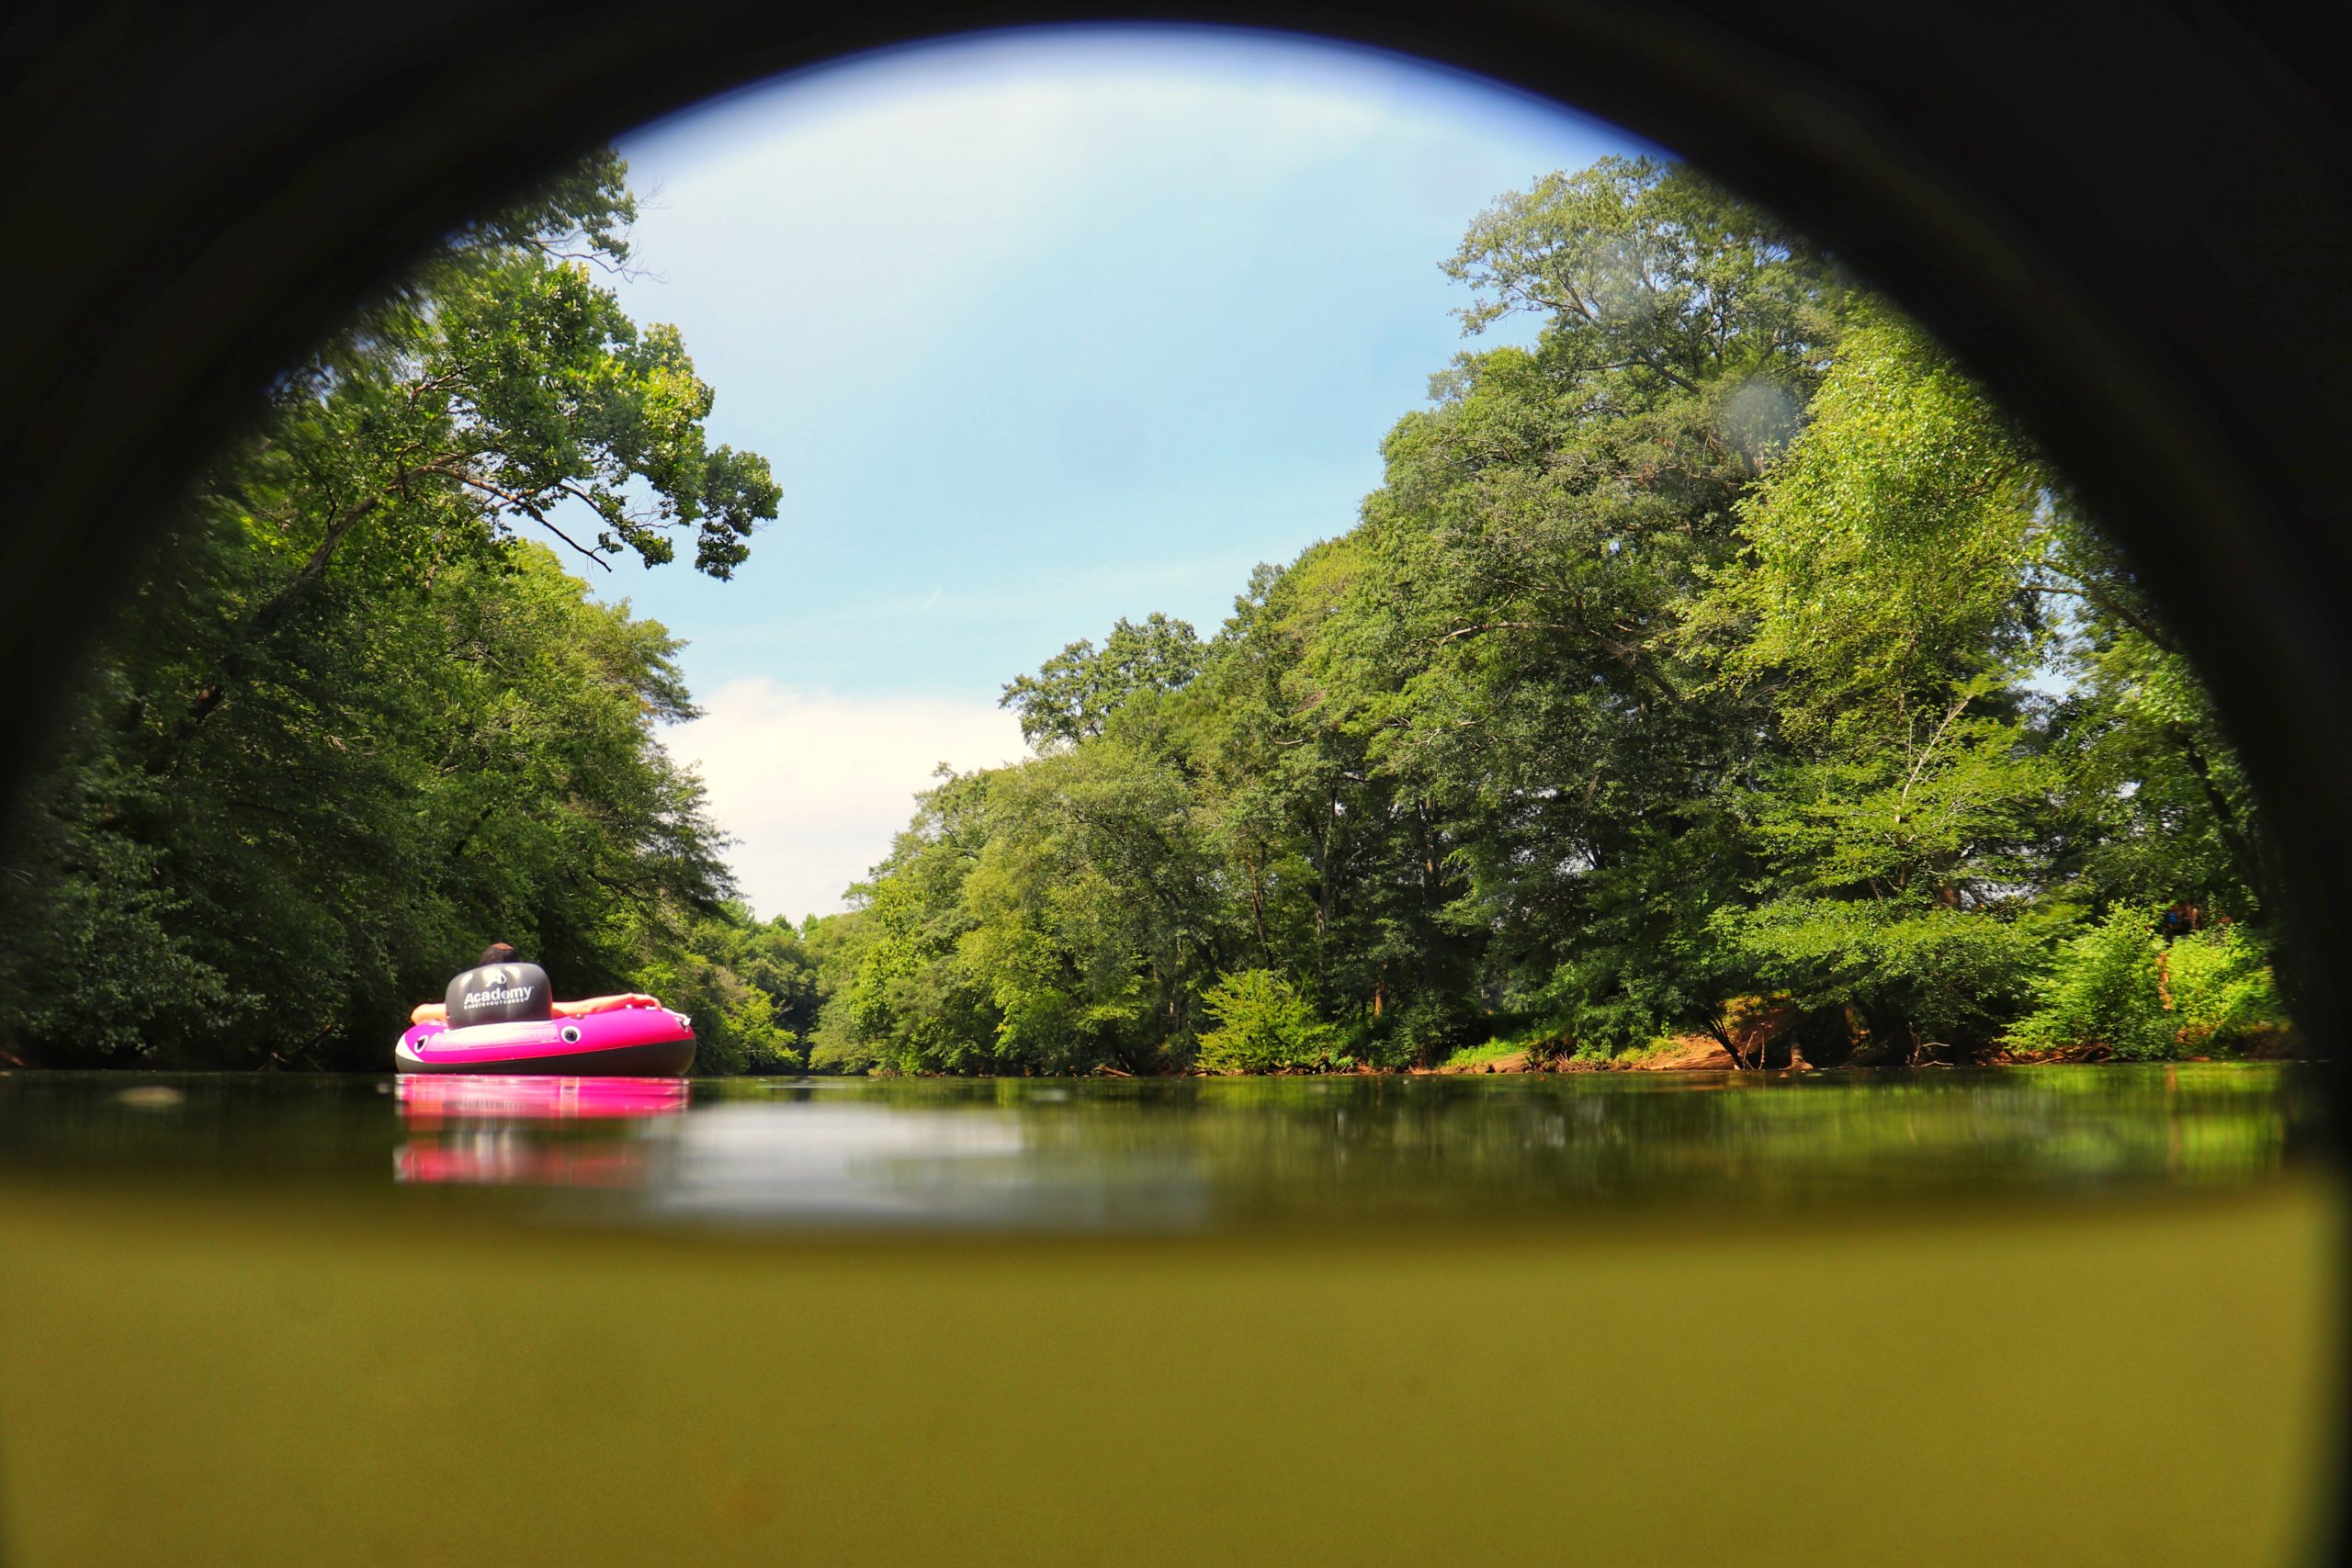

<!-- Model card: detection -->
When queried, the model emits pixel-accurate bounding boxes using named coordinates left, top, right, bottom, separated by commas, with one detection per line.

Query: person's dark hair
left=478, top=942, right=521, bottom=966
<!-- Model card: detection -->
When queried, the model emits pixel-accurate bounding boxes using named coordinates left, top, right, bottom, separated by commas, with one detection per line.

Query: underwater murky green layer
left=0, top=1063, right=2322, bottom=1233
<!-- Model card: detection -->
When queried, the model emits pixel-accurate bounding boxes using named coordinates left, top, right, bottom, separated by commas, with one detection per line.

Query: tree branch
left=2022, top=576, right=2177, bottom=655
left=420, top=463, right=615, bottom=571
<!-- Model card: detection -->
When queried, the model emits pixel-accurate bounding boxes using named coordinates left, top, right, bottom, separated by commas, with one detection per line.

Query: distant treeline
left=0, top=153, right=2291, bottom=1073
left=798, top=157, right=2291, bottom=1074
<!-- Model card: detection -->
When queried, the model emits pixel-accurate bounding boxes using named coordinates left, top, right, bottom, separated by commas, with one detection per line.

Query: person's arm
left=549, top=994, right=660, bottom=1018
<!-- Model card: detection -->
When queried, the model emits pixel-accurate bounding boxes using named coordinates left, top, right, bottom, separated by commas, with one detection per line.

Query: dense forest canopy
left=807, top=157, right=2289, bottom=1075
left=0, top=152, right=2290, bottom=1074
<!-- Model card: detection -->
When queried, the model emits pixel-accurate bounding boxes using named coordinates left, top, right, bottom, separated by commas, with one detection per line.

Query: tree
left=1340, top=154, right=1848, bottom=1055
left=808, top=158, right=2289, bottom=1076
left=1193, top=970, right=1340, bottom=1074
left=1001, top=612, right=1205, bottom=750
left=0, top=150, right=778, bottom=1067
left=1694, top=310, right=2278, bottom=1056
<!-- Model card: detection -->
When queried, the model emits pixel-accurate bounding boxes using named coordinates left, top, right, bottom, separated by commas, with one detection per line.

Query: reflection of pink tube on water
left=394, top=1076, right=686, bottom=1189
left=394, top=1139, right=652, bottom=1188
left=396, top=1074, right=690, bottom=1122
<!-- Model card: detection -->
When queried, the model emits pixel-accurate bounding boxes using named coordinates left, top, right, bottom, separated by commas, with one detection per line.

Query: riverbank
left=1413, top=1031, right=2306, bottom=1076
left=1422, top=1037, right=1738, bottom=1074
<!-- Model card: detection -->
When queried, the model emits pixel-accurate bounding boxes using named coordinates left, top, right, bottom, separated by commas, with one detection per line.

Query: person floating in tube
left=443, top=942, right=554, bottom=1029
left=405, top=945, right=664, bottom=1032
left=396, top=943, right=692, bottom=1076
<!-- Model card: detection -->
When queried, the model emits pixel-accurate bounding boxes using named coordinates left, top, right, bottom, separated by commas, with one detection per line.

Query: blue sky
left=597, top=26, right=1655, bottom=920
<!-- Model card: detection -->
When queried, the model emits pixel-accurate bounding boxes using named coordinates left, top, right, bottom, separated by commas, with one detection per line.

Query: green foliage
left=0, top=152, right=779, bottom=1068
left=1442, top=154, right=1846, bottom=389
left=2009, top=908, right=2289, bottom=1060
left=1435, top=1037, right=1528, bottom=1071
left=2009, top=907, right=2169, bottom=1057
left=4, top=148, right=2287, bottom=1076
left=1193, top=970, right=1340, bottom=1075
left=628, top=904, right=821, bottom=1074
left=1715, top=900, right=2052, bottom=1058
left=1000, top=611, right=1205, bottom=751
left=810, top=742, right=1227, bottom=1076
left=2166, top=924, right=2291, bottom=1051
left=810, top=155, right=2289, bottom=1075
left=1700, top=311, right=2041, bottom=738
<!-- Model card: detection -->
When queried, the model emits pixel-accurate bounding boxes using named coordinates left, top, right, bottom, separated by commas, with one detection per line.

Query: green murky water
left=2, top=1063, right=2337, bottom=1565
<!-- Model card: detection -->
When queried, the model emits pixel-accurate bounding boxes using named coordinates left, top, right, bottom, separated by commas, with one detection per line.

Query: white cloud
left=669, top=678, right=1027, bottom=922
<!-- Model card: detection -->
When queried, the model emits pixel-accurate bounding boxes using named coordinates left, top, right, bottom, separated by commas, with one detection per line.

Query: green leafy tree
left=1339, top=155, right=1849, bottom=1055
left=631, top=904, right=822, bottom=1074
left=801, top=159, right=2290, bottom=1077
left=2008, top=907, right=2288, bottom=1060
left=1001, top=612, right=1205, bottom=750
left=1697, top=312, right=2273, bottom=1056
left=0, top=151, right=777, bottom=1067
left=1193, top=969, right=1340, bottom=1074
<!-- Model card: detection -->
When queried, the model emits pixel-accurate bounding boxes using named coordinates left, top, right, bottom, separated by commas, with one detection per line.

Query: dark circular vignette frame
left=32, top=4, right=2339, bottom=1034
left=1, top=1, right=2346, bottom=1546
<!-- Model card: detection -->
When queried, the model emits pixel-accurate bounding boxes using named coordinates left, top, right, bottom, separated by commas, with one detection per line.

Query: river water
left=0, top=1062, right=2338, bottom=1565
left=0, top=1062, right=2323, bottom=1233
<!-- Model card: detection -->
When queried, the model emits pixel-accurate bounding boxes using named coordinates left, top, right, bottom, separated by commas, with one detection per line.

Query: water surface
left=0, top=1063, right=2321, bottom=1235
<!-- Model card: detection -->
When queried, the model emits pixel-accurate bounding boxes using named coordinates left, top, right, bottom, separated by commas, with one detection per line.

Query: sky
left=594, top=25, right=1657, bottom=922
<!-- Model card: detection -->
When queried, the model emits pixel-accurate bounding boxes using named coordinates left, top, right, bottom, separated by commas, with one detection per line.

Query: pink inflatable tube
left=395, top=998, right=695, bottom=1077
